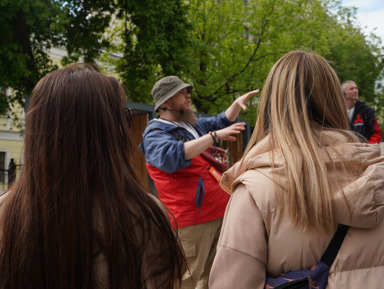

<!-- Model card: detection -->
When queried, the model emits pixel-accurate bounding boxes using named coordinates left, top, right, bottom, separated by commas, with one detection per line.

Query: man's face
left=169, top=88, right=192, bottom=112
left=344, top=82, right=359, bottom=101
left=167, top=87, right=197, bottom=124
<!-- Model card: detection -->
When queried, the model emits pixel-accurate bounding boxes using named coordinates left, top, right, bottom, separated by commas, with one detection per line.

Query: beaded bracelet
left=209, top=131, right=217, bottom=143
left=213, top=131, right=219, bottom=143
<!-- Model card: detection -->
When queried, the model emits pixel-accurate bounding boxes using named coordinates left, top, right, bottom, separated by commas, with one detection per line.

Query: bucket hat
left=151, top=76, right=193, bottom=111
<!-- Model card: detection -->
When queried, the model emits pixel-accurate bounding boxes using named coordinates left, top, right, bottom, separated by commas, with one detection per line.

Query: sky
left=341, top=0, right=384, bottom=43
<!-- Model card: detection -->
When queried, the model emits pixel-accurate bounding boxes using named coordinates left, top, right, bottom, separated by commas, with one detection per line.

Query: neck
left=345, top=99, right=356, bottom=110
left=159, top=111, right=180, bottom=123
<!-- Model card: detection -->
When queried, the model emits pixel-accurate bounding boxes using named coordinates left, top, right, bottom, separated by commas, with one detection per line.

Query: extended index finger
left=247, top=89, right=260, bottom=97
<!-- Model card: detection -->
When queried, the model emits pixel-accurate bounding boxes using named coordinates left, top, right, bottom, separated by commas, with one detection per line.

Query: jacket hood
left=221, top=131, right=384, bottom=229
left=141, top=119, right=176, bottom=137
left=139, top=119, right=179, bottom=155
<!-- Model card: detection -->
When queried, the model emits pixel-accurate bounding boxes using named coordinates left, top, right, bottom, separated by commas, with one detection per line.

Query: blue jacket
left=139, top=111, right=235, bottom=173
left=139, top=111, right=235, bottom=228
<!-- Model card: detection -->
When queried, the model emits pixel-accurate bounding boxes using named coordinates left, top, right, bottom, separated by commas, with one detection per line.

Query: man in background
left=342, top=80, right=381, bottom=144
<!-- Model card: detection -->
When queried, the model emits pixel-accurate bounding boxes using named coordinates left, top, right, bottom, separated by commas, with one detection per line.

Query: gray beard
left=173, top=108, right=198, bottom=125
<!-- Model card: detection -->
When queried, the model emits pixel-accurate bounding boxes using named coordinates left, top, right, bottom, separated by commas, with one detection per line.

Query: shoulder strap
left=148, top=128, right=188, bottom=142
left=168, top=130, right=188, bottom=142
left=320, top=224, right=349, bottom=267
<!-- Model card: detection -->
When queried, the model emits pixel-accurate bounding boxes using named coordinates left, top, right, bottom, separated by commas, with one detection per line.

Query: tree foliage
left=183, top=0, right=384, bottom=124
left=0, top=0, right=116, bottom=114
left=1, top=0, right=383, bottom=127
left=102, top=0, right=192, bottom=103
left=325, top=3, right=384, bottom=102
left=1, top=0, right=191, bottom=113
left=0, top=0, right=62, bottom=111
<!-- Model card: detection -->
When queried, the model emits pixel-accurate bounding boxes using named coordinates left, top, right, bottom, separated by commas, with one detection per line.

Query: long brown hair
left=244, top=51, right=358, bottom=232
left=0, top=64, right=185, bottom=289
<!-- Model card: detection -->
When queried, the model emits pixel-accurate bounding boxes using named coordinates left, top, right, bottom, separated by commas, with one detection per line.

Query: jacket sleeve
left=196, top=111, right=236, bottom=133
left=209, top=184, right=268, bottom=289
left=141, top=129, right=192, bottom=174
left=368, top=115, right=382, bottom=144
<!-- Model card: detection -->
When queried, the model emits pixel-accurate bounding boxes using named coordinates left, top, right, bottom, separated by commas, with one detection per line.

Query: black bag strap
left=168, top=130, right=189, bottom=142
left=320, top=224, right=349, bottom=267
left=148, top=128, right=189, bottom=142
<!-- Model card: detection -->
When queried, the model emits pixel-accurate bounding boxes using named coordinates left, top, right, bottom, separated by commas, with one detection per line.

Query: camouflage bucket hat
left=151, top=76, right=193, bottom=111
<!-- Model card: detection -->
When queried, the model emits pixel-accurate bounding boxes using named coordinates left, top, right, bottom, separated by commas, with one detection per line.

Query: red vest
left=146, top=155, right=229, bottom=229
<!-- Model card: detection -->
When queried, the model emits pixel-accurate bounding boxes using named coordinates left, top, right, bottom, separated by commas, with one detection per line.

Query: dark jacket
left=350, top=100, right=381, bottom=144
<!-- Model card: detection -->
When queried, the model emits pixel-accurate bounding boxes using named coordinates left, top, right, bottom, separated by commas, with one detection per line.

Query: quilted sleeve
left=209, top=184, right=268, bottom=289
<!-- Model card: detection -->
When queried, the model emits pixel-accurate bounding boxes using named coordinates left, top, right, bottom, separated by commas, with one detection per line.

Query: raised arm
left=184, top=122, right=246, bottom=160
left=225, top=89, right=260, bottom=122
left=185, top=89, right=259, bottom=160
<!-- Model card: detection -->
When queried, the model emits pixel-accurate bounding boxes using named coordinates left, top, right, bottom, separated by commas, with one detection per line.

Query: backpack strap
left=320, top=224, right=349, bottom=267
left=148, top=128, right=188, bottom=142
left=168, top=130, right=188, bottom=142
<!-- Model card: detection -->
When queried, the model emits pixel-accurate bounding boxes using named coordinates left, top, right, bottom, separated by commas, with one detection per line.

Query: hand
left=215, top=122, right=246, bottom=141
left=235, top=89, right=260, bottom=111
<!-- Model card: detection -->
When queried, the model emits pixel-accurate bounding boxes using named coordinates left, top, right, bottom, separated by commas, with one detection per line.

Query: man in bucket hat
left=139, top=75, right=259, bottom=289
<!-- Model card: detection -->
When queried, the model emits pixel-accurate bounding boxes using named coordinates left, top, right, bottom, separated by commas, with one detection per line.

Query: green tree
left=60, top=0, right=116, bottom=65
left=2, top=0, right=383, bottom=127
left=324, top=2, right=384, bottom=102
left=1, top=0, right=192, bottom=114
left=0, top=0, right=61, bottom=112
left=102, top=0, right=192, bottom=104
left=182, top=0, right=384, bottom=124
left=185, top=0, right=338, bottom=121
left=0, top=0, right=115, bottom=114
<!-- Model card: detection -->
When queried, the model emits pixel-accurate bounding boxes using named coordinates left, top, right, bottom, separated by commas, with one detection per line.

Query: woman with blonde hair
left=209, top=50, right=384, bottom=288
left=0, top=64, right=186, bottom=289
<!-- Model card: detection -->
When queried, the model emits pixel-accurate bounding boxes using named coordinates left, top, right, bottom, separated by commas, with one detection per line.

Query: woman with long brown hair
left=0, top=63, right=186, bottom=289
left=209, top=50, right=384, bottom=288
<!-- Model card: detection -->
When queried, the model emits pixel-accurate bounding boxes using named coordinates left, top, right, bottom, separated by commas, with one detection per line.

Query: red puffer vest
left=146, top=154, right=229, bottom=229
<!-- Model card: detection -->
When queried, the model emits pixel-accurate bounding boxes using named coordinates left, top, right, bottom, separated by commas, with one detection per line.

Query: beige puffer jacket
left=209, top=131, right=384, bottom=289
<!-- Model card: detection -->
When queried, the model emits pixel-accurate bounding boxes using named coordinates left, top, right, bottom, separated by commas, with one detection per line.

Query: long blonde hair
left=244, top=50, right=358, bottom=232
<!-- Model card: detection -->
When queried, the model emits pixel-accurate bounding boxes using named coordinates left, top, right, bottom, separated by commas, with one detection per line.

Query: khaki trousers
left=178, top=218, right=223, bottom=289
